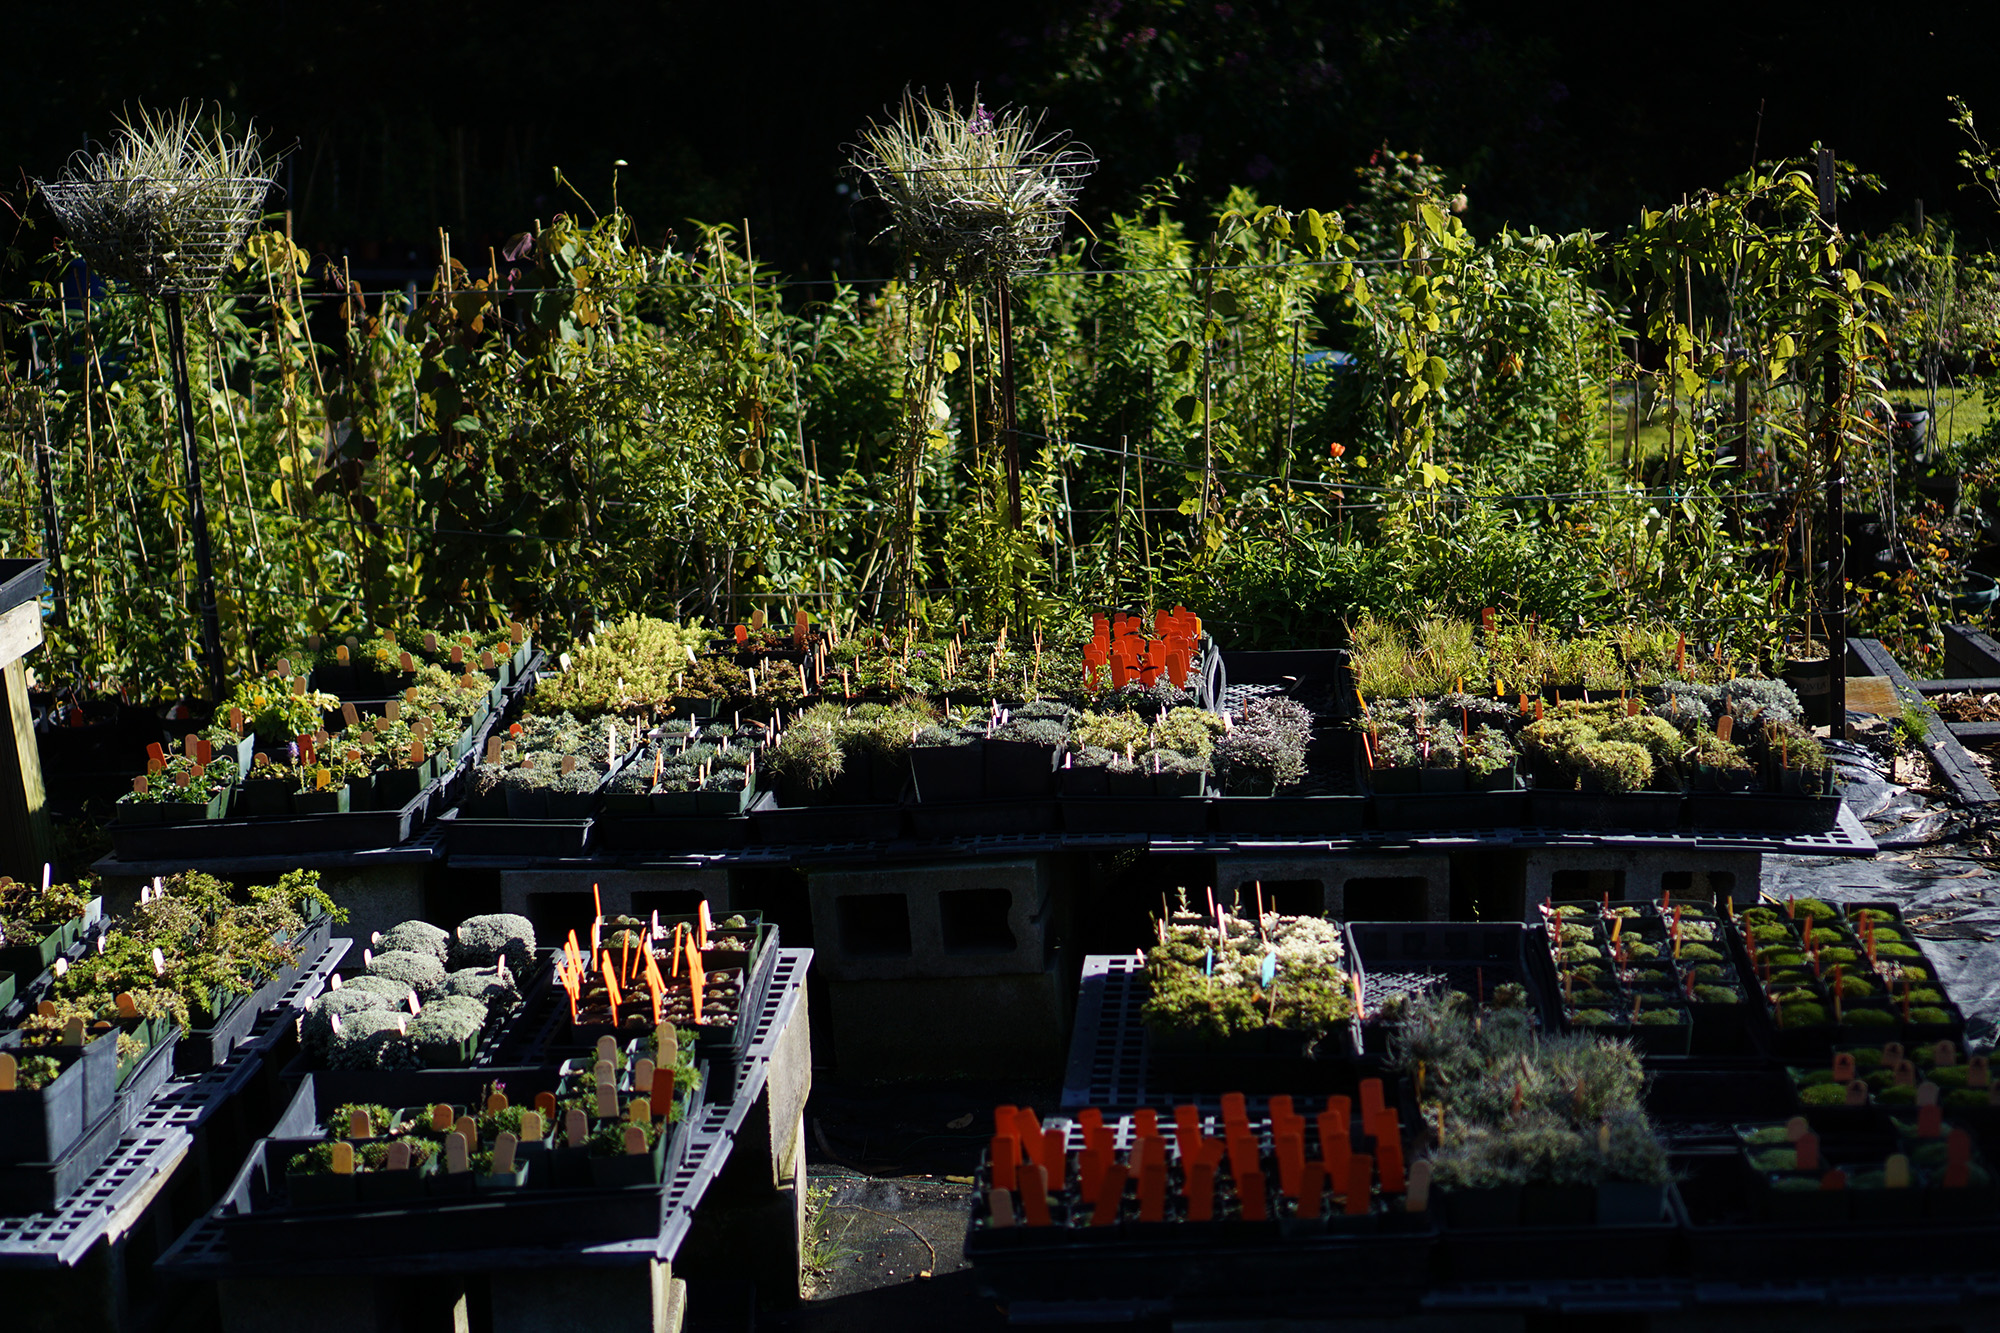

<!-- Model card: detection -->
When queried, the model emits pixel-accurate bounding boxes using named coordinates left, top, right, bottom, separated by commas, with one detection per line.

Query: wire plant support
left=36, top=106, right=273, bottom=702
left=849, top=90, right=1095, bottom=617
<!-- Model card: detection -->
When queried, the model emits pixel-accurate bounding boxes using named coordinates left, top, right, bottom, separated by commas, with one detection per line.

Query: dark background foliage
left=6, top=0, right=1998, bottom=280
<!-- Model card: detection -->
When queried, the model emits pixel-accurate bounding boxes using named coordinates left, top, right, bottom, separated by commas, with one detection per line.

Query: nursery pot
left=285, top=1168, right=360, bottom=1209
left=1368, top=767, right=1422, bottom=795
left=911, top=743, right=985, bottom=802
left=291, top=784, right=351, bottom=816
left=504, top=785, right=550, bottom=819
left=1419, top=766, right=1468, bottom=794
left=1441, top=1186, right=1523, bottom=1229
left=1154, top=768, right=1207, bottom=798
left=1782, top=654, right=1833, bottom=727
left=1595, top=1181, right=1667, bottom=1225
left=0, top=1044, right=96, bottom=1163
left=1105, top=767, right=1153, bottom=798
left=1521, top=1183, right=1595, bottom=1225
left=1057, top=763, right=1110, bottom=797
left=984, top=737, right=1058, bottom=798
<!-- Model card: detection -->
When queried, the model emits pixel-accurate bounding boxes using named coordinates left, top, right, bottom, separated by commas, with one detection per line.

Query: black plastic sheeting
left=1764, top=739, right=2000, bottom=1050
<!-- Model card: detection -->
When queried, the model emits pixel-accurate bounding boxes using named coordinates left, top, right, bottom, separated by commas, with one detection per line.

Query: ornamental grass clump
left=37, top=103, right=270, bottom=296
left=1141, top=895, right=1355, bottom=1043
left=851, top=90, right=1093, bottom=284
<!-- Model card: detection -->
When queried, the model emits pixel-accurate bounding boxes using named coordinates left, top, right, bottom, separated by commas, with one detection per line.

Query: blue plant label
left=1203, top=948, right=1214, bottom=976
left=1260, top=950, right=1277, bottom=987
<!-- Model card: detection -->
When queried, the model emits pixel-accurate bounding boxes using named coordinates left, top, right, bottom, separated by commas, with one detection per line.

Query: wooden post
left=1818, top=148, right=1847, bottom=737
left=0, top=565, right=53, bottom=881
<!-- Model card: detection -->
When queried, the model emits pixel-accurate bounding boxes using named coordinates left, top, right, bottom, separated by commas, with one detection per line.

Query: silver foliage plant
left=38, top=103, right=271, bottom=295
left=850, top=89, right=1093, bottom=285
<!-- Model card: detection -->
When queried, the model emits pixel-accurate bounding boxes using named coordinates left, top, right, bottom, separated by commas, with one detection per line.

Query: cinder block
left=824, top=962, right=1068, bottom=1080
left=807, top=856, right=1057, bottom=981
left=1521, top=847, right=1761, bottom=920
left=1215, top=852, right=1452, bottom=922
left=712, top=978, right=813, bottom=1202
left=500, top=867, right=730, bottom=943
left=489, top=1261, right=681, bottom=1333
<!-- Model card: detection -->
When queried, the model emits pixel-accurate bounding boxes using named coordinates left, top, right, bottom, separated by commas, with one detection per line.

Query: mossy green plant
left=1799, top=1081, right=1853, bottom=1106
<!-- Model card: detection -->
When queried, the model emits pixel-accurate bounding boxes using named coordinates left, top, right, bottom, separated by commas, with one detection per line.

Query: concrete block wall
left=1214, top=851, right=1452, bottom=922
left=806, top=855, right=1057, bottom=982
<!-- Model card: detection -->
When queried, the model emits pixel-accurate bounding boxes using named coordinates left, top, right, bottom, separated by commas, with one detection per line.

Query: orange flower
left=1329, top=442, right=1346, bottom=458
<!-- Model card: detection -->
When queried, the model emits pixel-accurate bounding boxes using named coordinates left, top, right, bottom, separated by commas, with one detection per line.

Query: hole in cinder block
left=838, top=893, right=912, bottom=957
left=939, top=888, right=1017, bottom=953
left=1227, top=879, right=1323, bottom=916
left=524, top=892, right=596, bottom=945
left=1659, top=870, right=1733, bottom=903
left=629, top=890, right=710, bottom=921
left=1342, top=877, right=1431, bottom=921
left=1551, top=868, right=1626, bottom=901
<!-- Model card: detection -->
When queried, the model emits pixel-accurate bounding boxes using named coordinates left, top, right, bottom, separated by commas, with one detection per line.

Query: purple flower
left=970, top=105, right=995, bottom=136
left=1214, top=2, right=1233, bottom=16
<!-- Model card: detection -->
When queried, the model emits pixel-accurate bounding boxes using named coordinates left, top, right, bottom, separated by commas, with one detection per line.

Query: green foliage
left=1141, top=897, right=1354, bottom=1041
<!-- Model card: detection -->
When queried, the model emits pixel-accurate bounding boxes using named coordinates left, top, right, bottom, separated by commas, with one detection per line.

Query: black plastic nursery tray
left=1062, top=796, right=1212, bottom=836
left=905, top=798, right=1061, bottom=838
left=0, top=558, right=43, bottom=618
left=0, top=1102, right=126, bottom=1216
left=1209, top=794, right=1367, bottom=836
left=105, top=654, right=538, bottom=862
left=1351, top=922, right=1563, bottom=1050
left=212, top=1075, right=702, bottom=1262
left=177, top=905, right=335, bottom=1074
left=749, top=794, right=905, bottom=844
left=1684, top=792, right=1845, bottom=833
left=592, top=812, right=752, bottom=852
left=109, top=763, right=465, bottom=860
left=439, top=812, right=594, bottom=859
